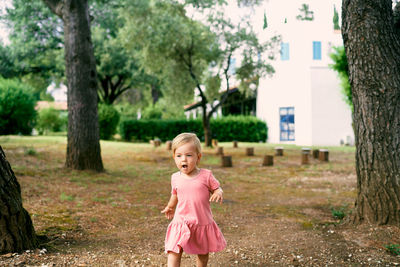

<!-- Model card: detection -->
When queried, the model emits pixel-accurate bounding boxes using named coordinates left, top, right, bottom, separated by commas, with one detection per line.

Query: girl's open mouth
left=181, top=164, right=188, bottom=169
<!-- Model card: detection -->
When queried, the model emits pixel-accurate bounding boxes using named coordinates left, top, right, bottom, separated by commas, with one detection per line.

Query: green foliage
left=24, top=147, right=37, bottom=156
left=263, top=11, right=268, bottom=29
left=2, top=0, right=65, bottom=96
left=329, top=46, right=352, bottom=109
left=98, top=104, right=120, bottom=140
left=141, top=105, right=163, bottom=120
left=331, top=205, right=347, bottom=220
left=296, top=4, right=314, bottom=21
left=36, top=107, right=66, bottom=134
left=0, top=78, right=36, bottom=135
left=120, top=116, right=267, bottom=142
left=333, top=5, right=340, bottom=30
left=385, top=244, right=400, bottom=255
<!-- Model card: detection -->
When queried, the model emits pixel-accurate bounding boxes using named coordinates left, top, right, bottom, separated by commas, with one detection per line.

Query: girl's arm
left=209, top=187, right=223, bottom=203
left=161, top=194, right=178, bottom=219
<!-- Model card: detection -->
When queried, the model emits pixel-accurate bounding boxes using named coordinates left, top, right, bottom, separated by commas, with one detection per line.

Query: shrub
left=385, top=244, right=400, bottom=255
left=142, top=105, right=162, bottom=119
left=36, top=107, right=66, bottom=134
left=120, top=116, right=267, bottom=142
left=0, top=78, right=36, bottom=135
left=98, top=104, right=120, bottom=140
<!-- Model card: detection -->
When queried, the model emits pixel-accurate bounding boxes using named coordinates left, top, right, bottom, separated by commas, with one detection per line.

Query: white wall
left=310, top=67, right=354, bottom=145
left=257, top=0, right=354, bottom=145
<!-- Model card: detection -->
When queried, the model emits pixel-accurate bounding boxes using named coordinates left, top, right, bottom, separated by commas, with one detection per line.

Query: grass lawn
left=1, top=136, right=399, bottom=266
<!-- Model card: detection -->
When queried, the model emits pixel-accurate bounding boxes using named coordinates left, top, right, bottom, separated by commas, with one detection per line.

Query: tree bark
left=202, top=105, right=212, bottom=147
left=0, top=146, right=37, bottom=253
left=342, top=0, right=400, bottom=224
left=43, top=0, right=104, bottom=171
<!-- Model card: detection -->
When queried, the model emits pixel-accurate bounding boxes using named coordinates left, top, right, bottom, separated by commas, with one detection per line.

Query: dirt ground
left=1, top=136, right=400, bottom=266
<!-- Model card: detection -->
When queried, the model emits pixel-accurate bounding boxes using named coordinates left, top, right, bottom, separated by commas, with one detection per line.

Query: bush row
left=120, top=116, right=268, bottom=142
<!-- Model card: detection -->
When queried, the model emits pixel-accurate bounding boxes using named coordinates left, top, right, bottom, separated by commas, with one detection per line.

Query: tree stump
left=246, top=147, right=254, bottom=156
left=319, top=149, right=329, bottom=161
left=275, top=147, right=284, bottom=156
left=233, top=141, right=238, bottom=148
left=262, top=155, right=274, bottom=166
left=221, top=155, right=232, bottom=167
left=153, top=139, right=161, bottom=147
left=312, top=149, right=319, bottom=159
left=212, top=139, right=218, bottom=147
left=301, top=152, right=309, bottom=165
left=0, top=146, right=38, bottom=253
left=216, top=147, right=224, bottom=155
left=166, top=141, right=172, bottom=150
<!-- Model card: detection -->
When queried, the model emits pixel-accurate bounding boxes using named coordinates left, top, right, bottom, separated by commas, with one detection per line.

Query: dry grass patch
left=0, top=136, right=399, bottom=266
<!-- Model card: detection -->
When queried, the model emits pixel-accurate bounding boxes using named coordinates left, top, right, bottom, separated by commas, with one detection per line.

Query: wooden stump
left=275, top=147, right=284, bottom=156
left=301, top=152, right=309, bottom=165
left=246, top=147, right=254, bottom=156
left=212, top=139, right=218, bottom=147
left=262, top=155, right=274, bottom=166
left=166, top=141, right=172, bottom=150
left=233, top=140, right=238, bottom=148
left=221, top=155, right=232, bottom=167
left=153, top=139, right=161, bottom=147
left=319, top=149, right=329, bottom=161
left=216, top=147, right=224, bottom=155
left=312, top=149, right=319, bottom=159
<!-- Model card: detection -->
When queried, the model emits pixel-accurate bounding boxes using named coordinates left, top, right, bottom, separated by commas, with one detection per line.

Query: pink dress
left=165, top=168, right=226, bottom=255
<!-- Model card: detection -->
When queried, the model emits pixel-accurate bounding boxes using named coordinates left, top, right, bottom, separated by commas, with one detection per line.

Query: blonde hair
left=172, top=133, right=201, bottom=155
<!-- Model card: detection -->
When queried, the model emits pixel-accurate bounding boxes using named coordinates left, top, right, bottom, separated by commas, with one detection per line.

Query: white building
left=257, top=0, right=354, bottom=146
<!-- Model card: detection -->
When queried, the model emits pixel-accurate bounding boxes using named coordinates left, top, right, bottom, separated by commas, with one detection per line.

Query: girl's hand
left=161, top=206, right=174, bottom=220
left=209, top=188, right=223, bottom=204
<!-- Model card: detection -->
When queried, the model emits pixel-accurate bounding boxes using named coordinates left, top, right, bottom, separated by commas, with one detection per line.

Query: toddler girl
left=161, top=133, right=226, bottom=267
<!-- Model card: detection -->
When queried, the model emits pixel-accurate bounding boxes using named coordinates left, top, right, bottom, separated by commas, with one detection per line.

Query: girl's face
left=174, top=142, right=202, bottom=176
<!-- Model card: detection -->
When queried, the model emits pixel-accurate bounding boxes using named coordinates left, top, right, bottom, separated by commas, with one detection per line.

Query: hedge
left=120, top=116, right=267, bottom=142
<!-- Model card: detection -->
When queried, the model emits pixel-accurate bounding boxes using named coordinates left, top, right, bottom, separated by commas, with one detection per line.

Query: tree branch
left=42, top=0, right=64, bottom=18
left=208, top=52, right=232, bottom=119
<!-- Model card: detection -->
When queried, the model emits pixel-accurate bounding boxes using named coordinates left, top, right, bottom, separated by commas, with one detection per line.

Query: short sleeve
left=208, top=171, right=220, bottom=191
left=171, top=175, right=177, bottom=195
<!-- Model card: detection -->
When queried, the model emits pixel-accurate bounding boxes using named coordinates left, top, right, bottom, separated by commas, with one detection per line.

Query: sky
left=0, top=1, right=11, bottom=45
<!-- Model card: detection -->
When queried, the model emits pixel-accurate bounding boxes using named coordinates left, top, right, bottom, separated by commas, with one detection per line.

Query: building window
left=280, top=42, right=290, bottom=61
left=313, top=41, right=322, bottom=60
left=280, top=107, right=295, bottom=141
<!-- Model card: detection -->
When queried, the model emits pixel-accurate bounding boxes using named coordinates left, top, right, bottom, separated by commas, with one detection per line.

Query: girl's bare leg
left=196, top=253, right=209, bottom=267
left=167, top=250, right=183, bottom=267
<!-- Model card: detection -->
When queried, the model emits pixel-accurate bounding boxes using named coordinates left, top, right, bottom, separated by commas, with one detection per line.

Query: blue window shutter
left=280, top=43, right=289, bottom=61
left=313, top=41, right=321, bottom=60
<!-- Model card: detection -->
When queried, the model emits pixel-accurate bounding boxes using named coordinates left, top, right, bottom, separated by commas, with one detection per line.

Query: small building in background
left=257, top=0, right=354, bottom=146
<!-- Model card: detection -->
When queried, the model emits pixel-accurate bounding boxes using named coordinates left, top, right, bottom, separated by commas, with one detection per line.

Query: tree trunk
left=62, top=0, right=104, bottom=171
left=0, top=146, right=37, bottom=253
left=342, top=0, right=400, bottom=224
left=202, top=106, right=212, bottom=147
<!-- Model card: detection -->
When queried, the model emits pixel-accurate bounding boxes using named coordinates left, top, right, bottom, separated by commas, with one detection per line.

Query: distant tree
left=3, top=0, right=154, bottom=105
left=333, top=4, right=340, bottom=30
left=296, top=4, right=314, bottom=21
left=263, top=10, right=268, bottom=29
left=342, top=0, right=400, bottom=224
left=42, top=0, right=103, bottom=171
left=123, top=0, right=279, bottom=146
left=0, top=146, right=38, bottom=253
